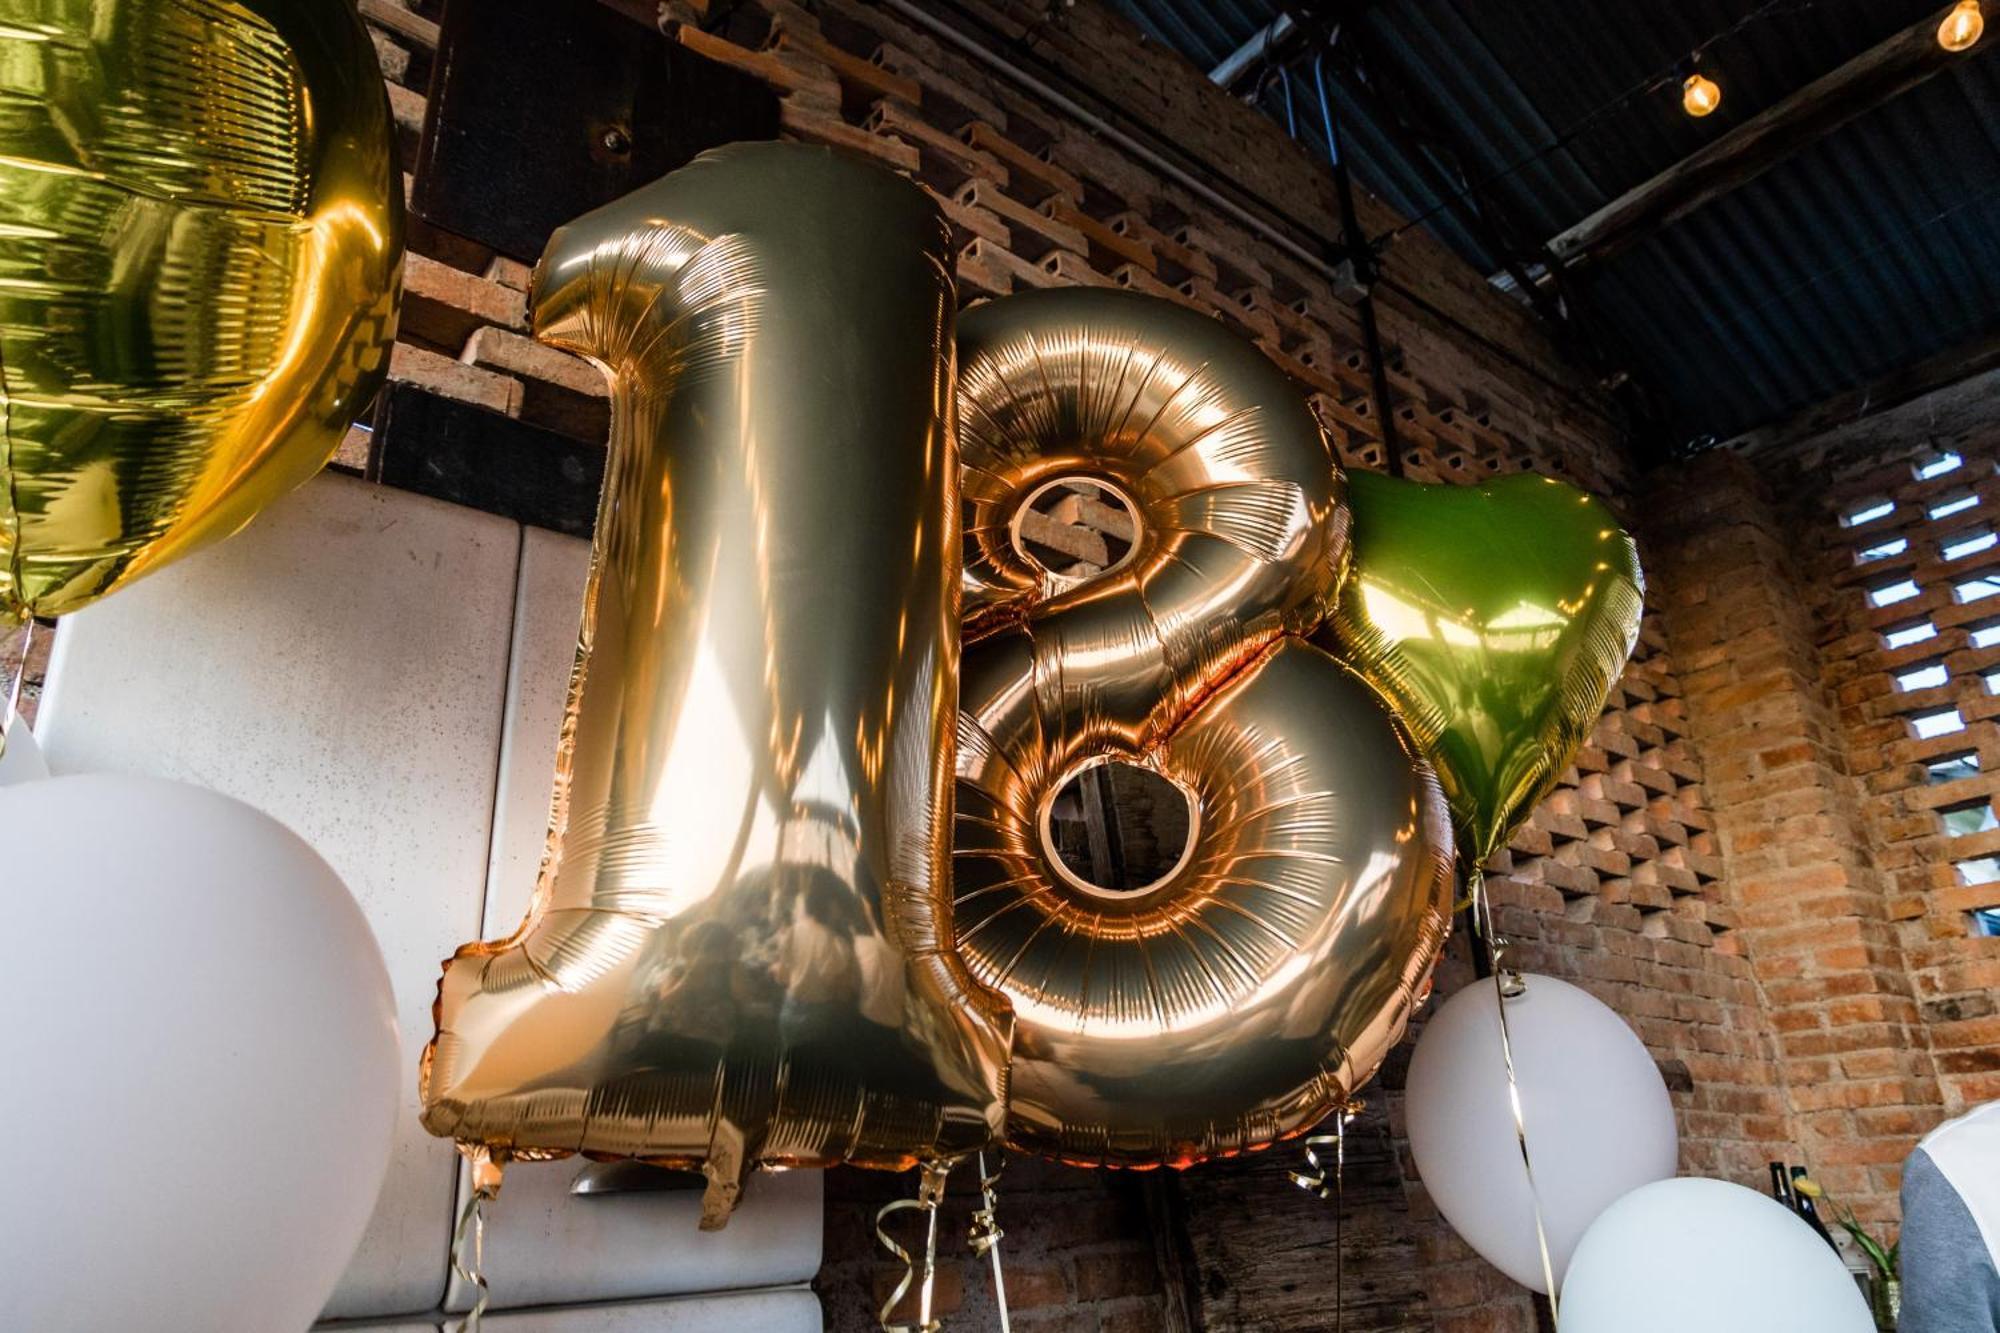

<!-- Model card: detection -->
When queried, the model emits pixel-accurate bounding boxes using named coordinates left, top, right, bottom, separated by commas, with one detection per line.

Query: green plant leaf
left=1837, top=1211, right=1897, bottom=1277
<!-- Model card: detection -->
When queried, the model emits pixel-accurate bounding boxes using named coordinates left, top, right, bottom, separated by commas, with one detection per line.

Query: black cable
left=1315, top=42, right=1406, bottom=476
left=1369, top=0, right=1818, bottom=249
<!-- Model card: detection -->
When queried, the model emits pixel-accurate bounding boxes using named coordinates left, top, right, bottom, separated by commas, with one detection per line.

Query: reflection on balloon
left=0, top=775, right=398, bottom=1333
left=949, top=288, right=1455, bottom=1165
left=1405, top=973, right=1677, bottom=1292
left=421, top=145, right=1009, bottom=1226
left=0, top=0, right=404, bottom=622
left=1323, top=471, right=1645, bottom=865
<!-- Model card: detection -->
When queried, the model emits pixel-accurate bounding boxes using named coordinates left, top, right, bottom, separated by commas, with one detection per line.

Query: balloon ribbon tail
left=876, top=1159, right=951, bottom=1332
left=1471, top=866, right=1561, bottom=1322
left=1289, top=1099, right=1360, bottom=1333
left=450, top=1145, right=505, bottom=1332
left=970, top=1151, right=1011, bottom=1333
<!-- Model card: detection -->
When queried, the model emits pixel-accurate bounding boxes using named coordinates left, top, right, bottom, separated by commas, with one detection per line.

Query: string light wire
left=1356, top=0, right=1818, bottom=250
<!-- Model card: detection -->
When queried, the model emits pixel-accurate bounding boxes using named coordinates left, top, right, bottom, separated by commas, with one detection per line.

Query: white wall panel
left=0, top=715, right=48, bottom=786
left=37, top=474, right=521, bottom=1318
left=445, top=1163, right=823, bottom=1312
left=482, top=525, right=589, bottom=937
left=478, top=1288, right=821, bottom=1332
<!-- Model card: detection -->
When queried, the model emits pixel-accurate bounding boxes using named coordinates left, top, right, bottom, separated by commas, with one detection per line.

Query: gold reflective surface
left=0, top=0, right=403, bottom=621
left=1323, top=471, right=1645, bottom=864
left=420, top=146, right=1010, bottom=1202
left=949, top=289, right=1453, bottom=1165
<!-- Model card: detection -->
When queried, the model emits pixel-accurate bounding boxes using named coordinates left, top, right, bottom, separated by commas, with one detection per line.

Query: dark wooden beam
left=367, top=384, right=605, bottom=537
left=1724, top=326, right=2000, bottom=457
left=1549, top=5, right=1985, bottom=268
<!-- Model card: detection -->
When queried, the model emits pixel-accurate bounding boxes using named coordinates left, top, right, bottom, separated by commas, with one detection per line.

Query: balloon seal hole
left=1009, top=477, right=1140, bottom=587
left=1038, top=757, right=1198, bottom=901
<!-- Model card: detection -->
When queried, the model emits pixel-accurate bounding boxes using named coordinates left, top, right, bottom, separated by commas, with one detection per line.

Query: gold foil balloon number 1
left=0, top=0, right=404, bottom=622
left=420, top=144, right=1010, bottom=1225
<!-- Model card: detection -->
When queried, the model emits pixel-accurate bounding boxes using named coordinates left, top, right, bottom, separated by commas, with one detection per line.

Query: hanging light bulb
left=1681, top=71, right=1722, bottom=117
left=1940, top=0, right=1984, bottom=51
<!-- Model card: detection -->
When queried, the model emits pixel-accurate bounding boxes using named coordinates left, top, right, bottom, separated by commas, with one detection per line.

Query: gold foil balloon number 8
left=950, top=289, right=1455, bottom=1166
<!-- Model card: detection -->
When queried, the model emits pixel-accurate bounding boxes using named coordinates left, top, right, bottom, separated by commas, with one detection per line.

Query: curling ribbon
left=449, top=1188, right=491, bottom=1332
left=1470, top=867, right=1561, bottom=1322
left=969, top=1151, right=1010, bottom=1333
left=449, top=1146, right=505, bottom=1331
left=1290, top=1099, right=1362, bottom=1333
left=877, top=1161, right=952, bottom=1333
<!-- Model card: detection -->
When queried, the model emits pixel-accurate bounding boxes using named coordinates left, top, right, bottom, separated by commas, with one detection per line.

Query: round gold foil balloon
left=421, top=145, right=1010, bottom=1224
left=1322, top=471, right=1645, bottom=865
left=0, top=0, right=403, bottom=622
left=949, top=288, right=1454, bottom=1166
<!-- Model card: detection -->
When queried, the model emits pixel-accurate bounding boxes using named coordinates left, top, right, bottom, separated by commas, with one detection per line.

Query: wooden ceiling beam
left=1549, top=4, right=1982, bottom=269
left=1724, top=326, right=2000, bottom=457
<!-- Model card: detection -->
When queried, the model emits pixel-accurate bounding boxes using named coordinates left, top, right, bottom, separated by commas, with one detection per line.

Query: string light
left=1681, top=71, right=1722, bottom=117
left=1940, top=0, right=1984, bottom=51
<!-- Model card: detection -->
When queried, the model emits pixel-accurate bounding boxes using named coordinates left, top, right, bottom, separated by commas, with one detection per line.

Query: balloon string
left=1471, top=866, right=1561, bottom=1323
left=969, top=1151, right=1011, bottom=1333
left=876, top=1160, right=951, bottom=1333
left=1289, top=1099, right=1361, bottom=1333
left=450, top=1181, right=494, bottom=1332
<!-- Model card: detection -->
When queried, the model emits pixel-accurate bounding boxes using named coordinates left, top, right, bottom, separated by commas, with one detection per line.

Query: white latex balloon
left=0, top=775, right=398, bottom=1333
left=1405, top=973, right=1676, bottom=1292
left=0, top=714, right=48, bottom=786
left=1563, top=1177, right=1873, bottom=1331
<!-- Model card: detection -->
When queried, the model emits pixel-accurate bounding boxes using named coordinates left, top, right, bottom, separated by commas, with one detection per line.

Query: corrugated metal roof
left=1108, top=0, right=2000, bottom=444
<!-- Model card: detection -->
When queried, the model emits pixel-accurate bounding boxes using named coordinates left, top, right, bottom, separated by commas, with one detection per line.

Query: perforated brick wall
left=1689, top=406, right=2000, bottom=1223
left=1813, top=436, right=2000, bottom=1117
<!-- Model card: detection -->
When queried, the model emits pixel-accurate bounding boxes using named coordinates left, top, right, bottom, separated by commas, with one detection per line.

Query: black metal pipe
left=1210, top=11, right=1301, bottom=93
left=1314, top=50, right=1403, bottom=476
left=1326, top=36, right=1571, bottom=337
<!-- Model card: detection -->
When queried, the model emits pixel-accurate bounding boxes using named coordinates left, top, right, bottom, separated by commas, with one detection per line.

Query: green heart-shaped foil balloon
left=1320, top=471, right=1644, bottom=866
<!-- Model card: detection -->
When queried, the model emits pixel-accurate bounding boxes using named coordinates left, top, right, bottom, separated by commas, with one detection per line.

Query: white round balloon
left=1562, top=1177, right=1873, bottom=1331
left=1405, top=972, right=1677, bottom=1291
left=0, top=775, right=398, bottom=1332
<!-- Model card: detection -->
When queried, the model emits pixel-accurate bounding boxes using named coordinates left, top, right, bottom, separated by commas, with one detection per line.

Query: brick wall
left=1630, top=396, right=2000, bottom=1229
left=1642, top=451, right=1932, bottom=1227
left=18, top=0, right=1929, bottom=1328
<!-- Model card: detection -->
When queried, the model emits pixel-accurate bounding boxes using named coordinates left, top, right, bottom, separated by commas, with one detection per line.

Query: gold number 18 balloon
left=0, top=0, right=403, bottom=622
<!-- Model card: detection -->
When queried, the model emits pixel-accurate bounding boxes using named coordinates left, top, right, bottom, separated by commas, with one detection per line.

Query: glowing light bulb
left=1940, top=0, right=1984, bottom=51
left=1682, top=72, right=1722, bottom=117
